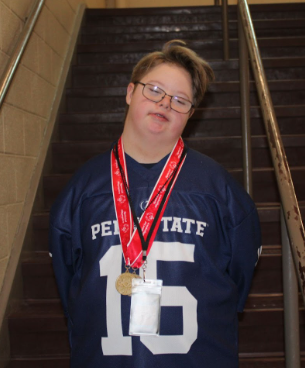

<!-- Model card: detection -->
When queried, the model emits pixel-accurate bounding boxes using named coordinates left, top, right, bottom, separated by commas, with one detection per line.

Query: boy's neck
left=121, top=131, right=175, bottom=164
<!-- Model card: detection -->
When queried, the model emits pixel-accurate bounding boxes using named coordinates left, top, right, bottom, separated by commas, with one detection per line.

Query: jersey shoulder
left=181, top=148, right=256, bottom=226
left=50, top=149, right=112, bottom=225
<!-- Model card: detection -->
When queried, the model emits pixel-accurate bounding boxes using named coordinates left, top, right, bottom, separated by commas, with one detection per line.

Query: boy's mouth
left=152, top=112, right=168, bottom=121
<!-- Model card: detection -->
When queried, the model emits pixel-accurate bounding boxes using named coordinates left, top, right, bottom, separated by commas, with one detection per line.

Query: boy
left=49, top=40, right=261, bottom=368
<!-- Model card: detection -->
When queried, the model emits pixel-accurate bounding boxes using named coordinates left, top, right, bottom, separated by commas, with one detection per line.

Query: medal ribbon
left=111, top=136, right=186, bottom=268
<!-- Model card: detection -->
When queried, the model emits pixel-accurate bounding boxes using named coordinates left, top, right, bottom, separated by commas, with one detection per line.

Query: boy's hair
left=128, top=40, right=214, bottom=111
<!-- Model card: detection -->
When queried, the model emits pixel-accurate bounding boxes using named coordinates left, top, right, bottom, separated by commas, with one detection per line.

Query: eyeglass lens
left=143, top=84, right=192, bottom=113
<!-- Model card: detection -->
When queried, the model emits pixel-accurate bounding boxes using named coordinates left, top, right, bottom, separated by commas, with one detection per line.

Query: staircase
left=7, top=4, right=305, bottom=367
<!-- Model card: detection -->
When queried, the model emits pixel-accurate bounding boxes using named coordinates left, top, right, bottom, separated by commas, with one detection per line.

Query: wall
left=87, top=0, right=107, bottom=6
left=0, top=1, right=106, bottom=365
left=0, top=0, right=90, bottom=306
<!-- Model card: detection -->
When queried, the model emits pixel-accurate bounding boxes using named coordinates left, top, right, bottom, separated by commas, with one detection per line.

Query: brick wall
left=0, top=0, right=89, bottom=295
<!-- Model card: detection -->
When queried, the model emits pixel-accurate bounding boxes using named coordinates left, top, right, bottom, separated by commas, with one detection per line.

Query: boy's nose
left=158, top=94, right=171, bottom=109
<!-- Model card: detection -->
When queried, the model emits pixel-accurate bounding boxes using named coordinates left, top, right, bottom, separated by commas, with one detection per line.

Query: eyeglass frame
left=134, top=81, right=194, bottom=114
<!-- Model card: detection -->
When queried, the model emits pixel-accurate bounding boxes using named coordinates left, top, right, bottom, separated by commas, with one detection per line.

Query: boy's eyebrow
left=144, top=79, right=192, bottom=101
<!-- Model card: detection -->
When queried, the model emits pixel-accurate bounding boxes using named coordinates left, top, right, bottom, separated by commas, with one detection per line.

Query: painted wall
left=87, top=0, right=107, bottom=6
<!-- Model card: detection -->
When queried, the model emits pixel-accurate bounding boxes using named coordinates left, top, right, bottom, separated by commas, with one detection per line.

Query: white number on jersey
left=99, top=242, right=198, bottom=355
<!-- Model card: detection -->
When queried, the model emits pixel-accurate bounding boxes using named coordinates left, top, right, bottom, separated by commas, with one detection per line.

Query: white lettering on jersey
left=196, top=221, right=207, bottom=237
left=100, top=242, right=198, bottom=356
left=92, top=220, right=119, bottom=239
left=91, top=224, right=100, bottom=240
left=92, top=217, right=208, bottom=240
left=182, top=218, right=195, bottom=233
left=162, top=217, right=172, bottom=232
left=170, top=217, right=183, bottom=233
left=101, top=221, right=112, bottom=236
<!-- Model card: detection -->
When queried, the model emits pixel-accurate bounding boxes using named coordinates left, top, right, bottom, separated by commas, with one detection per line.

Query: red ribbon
left=111, top=137, right=186, bottom=268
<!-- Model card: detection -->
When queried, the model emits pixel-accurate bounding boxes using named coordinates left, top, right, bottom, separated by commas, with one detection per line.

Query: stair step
left=32, top=212, right=50, bottom=251
left=46, top=164, right=305, bottom=205
left=58, top=105, right=305, bottom=140
left=72, top=57, right=305, bottom=87
left=77, top=37, right=305, bottom=64
left=80, top=19, right=305, bottom=44
left=9, top=356, right=70, bottom=368
left=66, top=80, right=305, bottom=95
left=81, top=19, right=305, bottom=36
left=8, top=300, right=68, bottom=357
left=233, top=167, right=305, bottom=203
left=30, top=203, right=305, bottom=253
left=186, top=105, right=305, bottom=137
left=65, top=80, right=305, bottom=112
left=50, top=136, right=305, bottom=174
left=83, top=4, right=305, bottom=25
left=239, top=357, right=305, bottom=368
left=7, top=294, right=305, bottom=358
left=22, top=253, right=58, bottom=299
left=19, top=246, right=284, bottom=301
left=11, top=356, right=305, bottom=368
left=28, top=200, right=305, bottom=255
left=239, top=308, right=305, bottom=354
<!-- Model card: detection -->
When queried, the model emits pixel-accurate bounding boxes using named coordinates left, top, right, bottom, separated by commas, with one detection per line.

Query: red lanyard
left=111, top=137, right=186, bottom=268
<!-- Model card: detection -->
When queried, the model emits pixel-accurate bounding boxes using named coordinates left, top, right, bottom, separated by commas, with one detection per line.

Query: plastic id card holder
left=129, top=278, right=163, bottom=336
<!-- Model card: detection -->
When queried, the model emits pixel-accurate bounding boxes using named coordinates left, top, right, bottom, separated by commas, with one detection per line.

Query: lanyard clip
left=142, top=256, right=147, bottom=282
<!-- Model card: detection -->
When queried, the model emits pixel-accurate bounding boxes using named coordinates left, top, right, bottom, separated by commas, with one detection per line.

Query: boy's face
left=124, top=63, right=194, bottom=147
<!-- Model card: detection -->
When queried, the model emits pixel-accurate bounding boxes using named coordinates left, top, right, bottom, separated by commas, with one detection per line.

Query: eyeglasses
left=135, top=82, right=194, bottom=114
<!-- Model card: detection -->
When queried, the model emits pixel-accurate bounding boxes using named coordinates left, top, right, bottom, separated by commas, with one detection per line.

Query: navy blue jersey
left=49, top=147, right=261, bottom=368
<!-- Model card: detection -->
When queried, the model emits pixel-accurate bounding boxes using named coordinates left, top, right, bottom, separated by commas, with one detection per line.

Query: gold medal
left=116, top=270, right=141, bottom=296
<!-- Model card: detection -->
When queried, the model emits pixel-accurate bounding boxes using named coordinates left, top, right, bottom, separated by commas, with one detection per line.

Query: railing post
left=238, top=7, right=252, bottom=196
left=281, top=208, right=301, bottom=368
left=222, top=0, right=230, bottom=60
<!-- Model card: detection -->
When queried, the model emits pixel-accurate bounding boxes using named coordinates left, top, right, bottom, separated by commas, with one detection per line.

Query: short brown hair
left=129, top=39, right=214, bottom=109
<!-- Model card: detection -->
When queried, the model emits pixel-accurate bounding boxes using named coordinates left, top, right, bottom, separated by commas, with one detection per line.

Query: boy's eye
left=148, top=86, right=162, bottom=95
left=174, top=97, right=187, bottom=106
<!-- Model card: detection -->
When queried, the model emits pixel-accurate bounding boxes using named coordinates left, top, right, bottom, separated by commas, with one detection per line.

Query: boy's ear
left=188, top=108, right=195, bottom=119
left=126, top=83, right=135, bottom=105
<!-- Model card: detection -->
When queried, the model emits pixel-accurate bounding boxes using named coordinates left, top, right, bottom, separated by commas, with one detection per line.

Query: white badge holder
left=129, top=278, right=163, bottom=336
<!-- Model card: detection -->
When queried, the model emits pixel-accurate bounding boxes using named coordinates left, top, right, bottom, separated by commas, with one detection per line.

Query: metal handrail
left=281, top=207, right=300, bottom=368
left=238, top=9, right=252, bottom=196
left=237, top=2, right=304, bottom=365
left=237, top=0, right=305, bottom=307
left=0, top=0, right=45, bottom=109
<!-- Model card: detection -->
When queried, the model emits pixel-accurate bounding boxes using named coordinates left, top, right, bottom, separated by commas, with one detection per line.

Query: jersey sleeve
left=227, top=206, right=261, bottom=312
left=49, top=222, right=74, bottom=319
left=225, top=180, right=262, bottom=312
left=49, top=178, right=83, bottom=323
